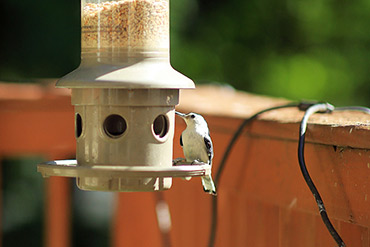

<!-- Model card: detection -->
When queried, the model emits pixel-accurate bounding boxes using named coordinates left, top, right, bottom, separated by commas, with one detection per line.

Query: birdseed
left=82, top=0, right=169, bottom=50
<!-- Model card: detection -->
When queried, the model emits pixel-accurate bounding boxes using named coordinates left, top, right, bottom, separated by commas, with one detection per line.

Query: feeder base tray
left=37, top=159, right=211, bottom=192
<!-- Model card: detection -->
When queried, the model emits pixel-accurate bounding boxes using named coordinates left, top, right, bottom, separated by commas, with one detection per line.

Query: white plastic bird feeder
left=37, top=0, right=211, bottom=192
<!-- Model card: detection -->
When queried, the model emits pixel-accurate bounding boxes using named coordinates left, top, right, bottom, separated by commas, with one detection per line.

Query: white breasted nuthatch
left=175, top=111, right=217, bottom=196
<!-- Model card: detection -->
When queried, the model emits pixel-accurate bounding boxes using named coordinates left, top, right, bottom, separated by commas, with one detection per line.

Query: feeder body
left=73, top=88, right=178, bottom=191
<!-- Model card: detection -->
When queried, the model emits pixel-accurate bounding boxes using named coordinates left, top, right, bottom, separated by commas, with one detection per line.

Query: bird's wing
left=180, top=134, right=183, bottom=147
left=204, top=135, right=213, bottom=164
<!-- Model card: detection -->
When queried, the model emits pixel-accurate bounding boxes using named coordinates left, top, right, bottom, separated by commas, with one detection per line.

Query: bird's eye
left=191, top=114, right=195, bottom=119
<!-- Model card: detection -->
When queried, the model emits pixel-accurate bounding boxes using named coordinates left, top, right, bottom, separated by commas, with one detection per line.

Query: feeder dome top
left=56, top=58, right=195, bottom=89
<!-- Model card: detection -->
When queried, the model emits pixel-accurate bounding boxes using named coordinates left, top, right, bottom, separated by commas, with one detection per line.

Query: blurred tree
left=170, top=0, right=370, bottom=105
left=0, top=0, right=80, bottom=81
left=2, top=157, right=44, bottom=247
left=0, top=0, right=368, bottom=103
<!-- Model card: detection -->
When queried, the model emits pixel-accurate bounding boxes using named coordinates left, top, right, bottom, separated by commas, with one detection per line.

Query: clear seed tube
left=81, top=0, right=169, bottom=63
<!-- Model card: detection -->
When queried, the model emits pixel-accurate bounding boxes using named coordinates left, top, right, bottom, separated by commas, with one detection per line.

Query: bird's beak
left=175, top=111, right=186, bottom=118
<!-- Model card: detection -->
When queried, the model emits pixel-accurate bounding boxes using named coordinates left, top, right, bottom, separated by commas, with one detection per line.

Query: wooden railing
left=0, top=83, right=369, bottom=247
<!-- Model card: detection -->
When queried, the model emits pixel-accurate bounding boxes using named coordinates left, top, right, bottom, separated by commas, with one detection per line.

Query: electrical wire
left=298, top=103, right=370, bottom=247
left=208, top=101, right=370, bottom=247
left=298, top=103, right=345, bottom=247
left=208, top=102, right=300, bottom=247
left=215, top=102, right=301, bottom=186
left=334, top=106, right=370, bottom=114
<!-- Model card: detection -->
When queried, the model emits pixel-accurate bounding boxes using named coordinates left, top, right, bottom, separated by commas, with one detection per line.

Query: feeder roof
left=56, top=58, right=195, bottom=89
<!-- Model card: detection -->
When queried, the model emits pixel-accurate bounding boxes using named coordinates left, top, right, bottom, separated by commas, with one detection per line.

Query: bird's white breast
left=182, top=126, right=209, bottom=163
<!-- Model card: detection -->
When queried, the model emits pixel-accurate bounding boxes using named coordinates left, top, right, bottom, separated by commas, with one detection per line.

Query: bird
left=175, top=111, right=217, bottom=196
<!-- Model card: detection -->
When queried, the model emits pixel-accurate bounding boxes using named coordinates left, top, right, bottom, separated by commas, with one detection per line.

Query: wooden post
left=0, top=82, right=75, bottom=247
left=44, top=176, right=71, bottom=247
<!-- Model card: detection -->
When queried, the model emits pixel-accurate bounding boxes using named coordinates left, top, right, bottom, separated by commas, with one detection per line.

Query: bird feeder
left=37, top=0, right=211, bottom=192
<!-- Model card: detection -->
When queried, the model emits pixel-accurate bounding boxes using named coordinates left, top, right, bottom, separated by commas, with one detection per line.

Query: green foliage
left=170, top=0, right=370, bottom=105
left=0, top=0, right=80, bottom=81
left=2, top=157, right=44, bottom=247
left=0, top=0, right=369, bottom=105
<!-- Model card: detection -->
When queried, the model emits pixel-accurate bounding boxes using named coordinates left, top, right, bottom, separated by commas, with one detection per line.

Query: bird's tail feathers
left=202, top=174, right=217, bottom=196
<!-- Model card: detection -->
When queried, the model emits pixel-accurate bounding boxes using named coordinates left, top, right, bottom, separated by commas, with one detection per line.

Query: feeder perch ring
left=37, top=160, right=211, bottom=179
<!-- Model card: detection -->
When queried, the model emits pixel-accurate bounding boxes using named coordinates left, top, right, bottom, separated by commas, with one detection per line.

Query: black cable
left=298, top=103, right=370, bottom=247
left=334, top=106, right=370, bottom=114
left=215, top=102, right=301, bottom=187
left=209, top=100, right=370, bottom=247
left=208, top=102, right=370, bottom=247
left=208, top=102, right=300, bottom=247
left=298, top=103, right=346, bottom=247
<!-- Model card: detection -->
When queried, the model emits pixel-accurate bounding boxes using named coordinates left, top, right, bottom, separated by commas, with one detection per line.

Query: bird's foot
left=172, top=157, right=186, bottom=166
left=190, top=160, right=204, bottom=165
